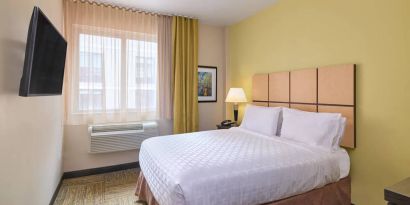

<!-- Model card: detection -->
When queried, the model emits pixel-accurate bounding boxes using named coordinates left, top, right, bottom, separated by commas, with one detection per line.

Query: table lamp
left=225, top=88, right=247, bottom=122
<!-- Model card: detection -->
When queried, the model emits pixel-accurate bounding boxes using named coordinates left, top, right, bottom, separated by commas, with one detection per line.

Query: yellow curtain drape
left=172, top=16, right=199, bottom=134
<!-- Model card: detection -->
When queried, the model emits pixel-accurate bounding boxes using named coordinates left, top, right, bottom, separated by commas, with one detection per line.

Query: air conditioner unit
left=88, top=121, right=158, bottom=153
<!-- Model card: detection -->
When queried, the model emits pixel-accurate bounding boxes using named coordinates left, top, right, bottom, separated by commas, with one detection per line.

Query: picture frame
left=198, top=65, right=217, bottom=102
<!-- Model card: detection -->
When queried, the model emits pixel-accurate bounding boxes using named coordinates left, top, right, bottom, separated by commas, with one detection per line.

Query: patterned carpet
left=54, top=169, right=144, bottom=205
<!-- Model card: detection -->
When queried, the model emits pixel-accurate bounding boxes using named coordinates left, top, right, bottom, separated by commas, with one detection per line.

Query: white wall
left=0, top=0, right=64, bottom=204
left=63, top=125, right=138, bottom=172
left=63, top=120, right=172, bottom=172
left=198, top=24, right=227, bottom=130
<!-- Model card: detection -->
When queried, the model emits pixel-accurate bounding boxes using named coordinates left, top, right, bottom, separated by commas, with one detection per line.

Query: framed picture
left=198, top=66, right=217, bottom=102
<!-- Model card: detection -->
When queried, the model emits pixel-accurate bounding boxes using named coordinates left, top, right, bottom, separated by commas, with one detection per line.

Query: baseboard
left=49, top=161, right=139, bottom=205
left=49, top=175, right=63, bottom=205
left=63, top=161, right=140, bottom=179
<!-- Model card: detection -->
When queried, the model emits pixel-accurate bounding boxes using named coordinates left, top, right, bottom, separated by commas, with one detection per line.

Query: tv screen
left=19, top=6, right=67, bottom=97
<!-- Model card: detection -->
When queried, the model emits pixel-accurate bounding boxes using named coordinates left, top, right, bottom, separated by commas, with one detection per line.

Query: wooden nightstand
left=385, top=177, right=410, bottom=205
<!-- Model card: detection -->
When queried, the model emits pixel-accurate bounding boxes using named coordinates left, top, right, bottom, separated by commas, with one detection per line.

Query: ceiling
left=94, top=0, right=277, bottom=26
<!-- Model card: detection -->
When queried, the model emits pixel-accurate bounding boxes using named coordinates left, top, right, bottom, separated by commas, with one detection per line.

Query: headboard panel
left=269, top=72, right=290, bottom=102
left=290, top=104, right=317, bottom=112
left=253, top=101, right=269, bottom=107
left=252, top=64, right=356, bottom=148
left=290, top=68, right=317, bottom=104
left=318, top=65, right=355, bottom=105
left=269, top=102, right=289, bottom=108
left=252, top=74, right=269, bottom=102
left=318, top=105, right=355, bottom=148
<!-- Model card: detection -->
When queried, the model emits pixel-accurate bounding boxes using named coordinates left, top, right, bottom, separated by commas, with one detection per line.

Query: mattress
left=138, top=127, right=350, bottom=205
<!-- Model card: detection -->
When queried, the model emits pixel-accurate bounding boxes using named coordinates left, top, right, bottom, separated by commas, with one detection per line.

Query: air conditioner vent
left=91, top=124, right=144, bottom=133
left=89, top=122, right=158, bottom=153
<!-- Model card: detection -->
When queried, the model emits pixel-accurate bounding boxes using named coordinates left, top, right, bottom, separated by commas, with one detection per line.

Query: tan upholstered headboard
left=252, top=64, right=356, bottom=148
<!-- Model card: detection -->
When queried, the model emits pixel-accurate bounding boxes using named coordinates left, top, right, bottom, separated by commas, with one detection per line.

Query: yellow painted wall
left=228, top=0, right=410, bottom=204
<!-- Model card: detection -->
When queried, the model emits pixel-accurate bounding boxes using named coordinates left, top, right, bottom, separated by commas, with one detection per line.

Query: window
left=78, top=34, right=121, bottom=112
left=64, top=4, right=172, bottom=125
left=73, top=27, right=158, bottom=120
left=126, top=39, right=157, bottom=111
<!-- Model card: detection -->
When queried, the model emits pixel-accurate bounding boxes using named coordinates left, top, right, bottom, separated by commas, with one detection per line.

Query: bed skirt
left=135, top=172, right=351, bottom=205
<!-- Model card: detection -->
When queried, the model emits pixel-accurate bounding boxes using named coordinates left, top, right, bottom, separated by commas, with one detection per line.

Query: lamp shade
left=225, top=88, right=247, bottom=103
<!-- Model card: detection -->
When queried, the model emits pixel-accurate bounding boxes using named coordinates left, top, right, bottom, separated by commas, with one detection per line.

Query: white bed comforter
left=139, top=127, right=349, bottom=205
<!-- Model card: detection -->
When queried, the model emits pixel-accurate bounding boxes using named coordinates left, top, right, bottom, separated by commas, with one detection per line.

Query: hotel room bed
left=135, top=127, right=350, bottom=205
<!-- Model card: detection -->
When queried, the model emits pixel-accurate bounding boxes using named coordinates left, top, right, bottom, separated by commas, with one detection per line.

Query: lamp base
left=233, top=104, right=238, bottom=122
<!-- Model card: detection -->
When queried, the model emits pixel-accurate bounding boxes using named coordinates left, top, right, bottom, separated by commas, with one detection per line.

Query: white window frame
left=71, top=24, right=158, bottom=115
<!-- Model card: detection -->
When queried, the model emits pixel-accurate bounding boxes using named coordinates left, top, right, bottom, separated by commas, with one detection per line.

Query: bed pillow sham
left=240, top=104, right=281, bottom=137
left=332, top=117, right=347, bottom=150
left=280, top=108, right=342, bottom=151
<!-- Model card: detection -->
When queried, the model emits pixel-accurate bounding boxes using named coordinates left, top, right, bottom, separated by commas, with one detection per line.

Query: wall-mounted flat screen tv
left=19, top=6, right=67, bottom=97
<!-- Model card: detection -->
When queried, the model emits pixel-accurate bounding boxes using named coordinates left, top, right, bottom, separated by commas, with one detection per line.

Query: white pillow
left=281, top=108, right=342, bottom=151
left=332, top=117, right=347, bottom=150
left=240, top=104, right=281, bottom=137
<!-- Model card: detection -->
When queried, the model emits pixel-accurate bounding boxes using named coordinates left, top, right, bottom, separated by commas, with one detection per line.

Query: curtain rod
left=72, top=0, right=197, bottom=19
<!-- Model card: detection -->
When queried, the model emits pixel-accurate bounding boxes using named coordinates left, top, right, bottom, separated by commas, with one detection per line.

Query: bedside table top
left=385, top=177, right=410, bottom=204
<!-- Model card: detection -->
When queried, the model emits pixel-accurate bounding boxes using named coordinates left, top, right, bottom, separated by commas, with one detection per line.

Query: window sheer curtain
left=64, top=0, right=172, bottom=125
